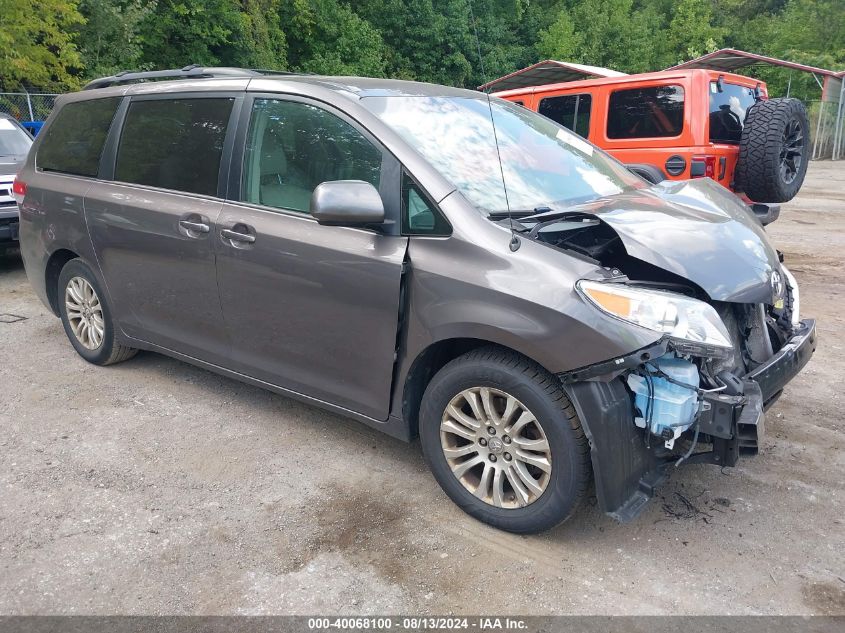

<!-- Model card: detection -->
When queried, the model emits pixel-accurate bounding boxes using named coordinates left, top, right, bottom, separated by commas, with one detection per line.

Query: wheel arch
left=45, top=248, right=81, bottom=316
left=400, top=336, right=557, bottom=439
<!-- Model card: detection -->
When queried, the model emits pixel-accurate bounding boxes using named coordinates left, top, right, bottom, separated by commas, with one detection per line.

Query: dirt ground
left=0, top=163, right=843, bottom=616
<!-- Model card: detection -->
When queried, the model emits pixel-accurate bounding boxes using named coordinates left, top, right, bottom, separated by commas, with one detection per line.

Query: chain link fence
left=808, top=75, right=844, bottom=161
left=0, top=92, right=59, bottom=122
left=809, top=99, right=845, bottom=160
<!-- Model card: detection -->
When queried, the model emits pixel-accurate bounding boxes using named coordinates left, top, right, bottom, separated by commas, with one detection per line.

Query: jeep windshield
left=361, top=95, right=645, bottom=214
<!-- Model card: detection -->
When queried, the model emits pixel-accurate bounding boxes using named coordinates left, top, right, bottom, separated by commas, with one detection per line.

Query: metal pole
left=24, top=91, right=34, bottom=121
left=813, top=101, right=825, bottom=159
left=786, top=71, right=792, bottom=98
left=833, top=79, right=845, bottom=160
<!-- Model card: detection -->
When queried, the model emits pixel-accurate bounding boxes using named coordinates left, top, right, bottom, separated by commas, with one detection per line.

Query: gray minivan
left=16, top=67, right=816, bottom=533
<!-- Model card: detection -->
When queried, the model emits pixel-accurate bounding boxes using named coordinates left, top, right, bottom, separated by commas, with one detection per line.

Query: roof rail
left=82, top=65, right=301, bottom=90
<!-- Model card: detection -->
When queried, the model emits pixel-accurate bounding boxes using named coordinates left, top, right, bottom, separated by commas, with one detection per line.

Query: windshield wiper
left=487, top=206, right=552, bottom=221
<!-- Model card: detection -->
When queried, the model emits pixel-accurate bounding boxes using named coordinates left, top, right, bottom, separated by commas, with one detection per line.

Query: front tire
left=419, top=347, right=591, bottom=534
left=57, top=259, right=137, bottom=366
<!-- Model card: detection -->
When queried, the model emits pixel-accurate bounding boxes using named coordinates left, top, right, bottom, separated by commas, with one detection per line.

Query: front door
left=86, top=95, right=237, bottom=364
left=214, top=97, right=407, bottom=420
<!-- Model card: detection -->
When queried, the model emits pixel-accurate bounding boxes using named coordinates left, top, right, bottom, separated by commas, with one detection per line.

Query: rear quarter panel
left=17, top=92, right=123, bottom=315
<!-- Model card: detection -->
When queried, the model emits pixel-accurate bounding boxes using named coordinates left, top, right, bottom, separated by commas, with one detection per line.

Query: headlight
left=576, top=280, right=733, bottom=351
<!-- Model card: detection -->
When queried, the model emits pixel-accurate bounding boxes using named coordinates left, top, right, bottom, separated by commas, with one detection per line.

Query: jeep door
left=214, top=96, right=407, bottom=420
left=85, top=94, right=239, bottom=365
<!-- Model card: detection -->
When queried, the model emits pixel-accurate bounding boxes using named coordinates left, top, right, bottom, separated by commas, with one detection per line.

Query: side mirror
left=310, top=180, right=385, bottom=227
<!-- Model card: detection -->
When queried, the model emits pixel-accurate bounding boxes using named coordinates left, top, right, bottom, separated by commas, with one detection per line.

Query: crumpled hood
left=567, top=178, right=781, bottom=303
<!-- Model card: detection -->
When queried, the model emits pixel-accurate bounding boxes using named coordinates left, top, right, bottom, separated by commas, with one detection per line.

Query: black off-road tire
left=419, top=346, right=591, bottom=534
left=57, top=258, right=138, bottom=366
left=735, top=98, right=809, bottom=203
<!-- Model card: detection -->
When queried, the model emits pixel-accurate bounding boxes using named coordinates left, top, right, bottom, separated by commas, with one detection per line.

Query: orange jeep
left=493, top=69, right=809, bottom=211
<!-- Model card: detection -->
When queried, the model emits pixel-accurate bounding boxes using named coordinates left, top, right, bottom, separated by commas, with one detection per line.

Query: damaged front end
left=522, top=182, right=817, bottom=522
left=560, top=314, right=815, bottom=522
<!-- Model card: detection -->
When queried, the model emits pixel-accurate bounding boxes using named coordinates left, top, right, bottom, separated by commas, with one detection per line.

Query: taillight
left=12, top=178, right=26, bottom=205
left=690, top=155, right=716, bottom=179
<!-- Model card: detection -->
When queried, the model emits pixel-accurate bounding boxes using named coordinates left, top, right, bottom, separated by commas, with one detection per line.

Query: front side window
left=402, top=173, right=450, bottom=235
left=607, top=85, right=685, bottom=139
left=538, top=94, right=592, bottom=138
left=242, top=99, right=382, bottom=214
left=37, top=98, right=121, bottom=177
left=361, top=95, right=643, bottom=214
left=709, top=82, right=757, bottom=144
left=115, top=98, right=234, bottom=196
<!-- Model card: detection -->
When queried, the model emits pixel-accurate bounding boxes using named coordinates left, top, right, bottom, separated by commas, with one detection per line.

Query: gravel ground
left=0, top=163, right=843, bottom=615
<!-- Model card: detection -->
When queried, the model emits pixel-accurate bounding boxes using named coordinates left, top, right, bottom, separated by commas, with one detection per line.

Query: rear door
left=214, top=95, right=407, bottom=420
left=85, top=94, right=240, bottom=364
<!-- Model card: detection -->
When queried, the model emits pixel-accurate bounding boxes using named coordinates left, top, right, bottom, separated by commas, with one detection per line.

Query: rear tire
left=735, top=98, right=809, bottom=203
left=419, top=346, right=590, bottom=534
left=57, top=259, right=137, bottom=366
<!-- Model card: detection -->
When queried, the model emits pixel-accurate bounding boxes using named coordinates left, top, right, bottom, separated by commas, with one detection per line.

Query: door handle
left=179, top=219, right=210, bottom=234
left=221, top=228, right=256, bottom=244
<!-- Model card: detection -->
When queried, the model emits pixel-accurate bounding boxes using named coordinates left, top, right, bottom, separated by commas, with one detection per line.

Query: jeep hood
left=538, top=178, right=781, bottom=303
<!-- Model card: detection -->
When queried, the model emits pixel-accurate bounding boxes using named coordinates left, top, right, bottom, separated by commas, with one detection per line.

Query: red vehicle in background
left=493, top=68, right=809, bottom=215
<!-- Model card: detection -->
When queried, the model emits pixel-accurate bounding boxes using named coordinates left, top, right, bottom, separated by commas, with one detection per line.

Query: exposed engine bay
left=509, top=207, right=815, bottom=522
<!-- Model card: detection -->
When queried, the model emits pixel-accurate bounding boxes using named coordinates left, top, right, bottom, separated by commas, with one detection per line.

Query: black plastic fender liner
left=563, top=378, right=665, bottom=522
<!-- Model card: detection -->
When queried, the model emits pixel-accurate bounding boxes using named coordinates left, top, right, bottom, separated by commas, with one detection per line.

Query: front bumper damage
left=560, top=319, right=817, bottom=523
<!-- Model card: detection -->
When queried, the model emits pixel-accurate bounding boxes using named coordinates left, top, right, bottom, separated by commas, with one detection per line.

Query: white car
left=0, top=113, right=33, bottom=253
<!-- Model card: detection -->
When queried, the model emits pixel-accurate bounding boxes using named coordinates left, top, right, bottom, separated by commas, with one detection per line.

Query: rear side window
left=607, top=85, right=685, bottom=139
left=709, top=82, right=757, bottom=143
left=115, top=98, right=234, bottom=196
left=37, top=98, right=120, bottom=177
left=538, top=94, right=592, bottom=138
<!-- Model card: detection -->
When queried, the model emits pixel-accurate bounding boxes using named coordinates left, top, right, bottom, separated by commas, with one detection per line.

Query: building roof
left=668, top=48, right=844, bottom=79
left=477, top=60, right=626, bottom=92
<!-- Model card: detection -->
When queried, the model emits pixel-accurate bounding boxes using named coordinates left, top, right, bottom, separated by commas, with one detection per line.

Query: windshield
left=0, top=118, right=32, bottom=156
left=361, top=95, right=645, bottom=213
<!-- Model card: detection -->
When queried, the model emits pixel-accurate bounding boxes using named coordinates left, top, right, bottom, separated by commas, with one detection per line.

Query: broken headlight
left=576, top=280, right=733, bottom=354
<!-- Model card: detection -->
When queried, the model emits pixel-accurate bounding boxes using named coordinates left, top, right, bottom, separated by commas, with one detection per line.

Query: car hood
left=548, top=179, right=781, bottom=303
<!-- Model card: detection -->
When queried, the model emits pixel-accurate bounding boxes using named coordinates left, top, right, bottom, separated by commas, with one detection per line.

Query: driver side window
left=242, top=99, right=383, bottom=213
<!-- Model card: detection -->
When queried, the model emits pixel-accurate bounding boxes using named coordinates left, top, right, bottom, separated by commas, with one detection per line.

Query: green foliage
left=666, top=0, right=726, bottom=64
left=228, top=0, right=288, bottom=70
left=0, top=0, right=85, bottom=91
left=77, top=0, right=156, bottom=78
left=137, top=0, right=244, bottom=68
left=0, top=0, right=841, bottom=96
left=287, top=0, right=386, bottom=76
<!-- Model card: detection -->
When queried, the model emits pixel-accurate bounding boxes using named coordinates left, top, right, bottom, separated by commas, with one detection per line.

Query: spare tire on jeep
left=735, top=98, right=809, bottom=203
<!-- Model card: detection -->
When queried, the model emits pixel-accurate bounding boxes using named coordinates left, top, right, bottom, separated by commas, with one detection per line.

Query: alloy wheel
left=65, top=276, right=105, bottom=350
left=439, top=387, right=552, bottom=509
left=779, top=119, right=804, bottom=184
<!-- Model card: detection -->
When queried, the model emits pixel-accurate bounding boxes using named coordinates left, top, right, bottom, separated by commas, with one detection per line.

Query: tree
left=536, top=9, right=581, bottom=61
left=666, top=0, right=726, bottom=64
left=137, top=0, right=244, bottom=68
left=0, top=0, right=85, bottom=91
left=225, top=0, right=288, bottom=70
left=534, top=0, right=670, bottom=73
left=76, top=0, right=156, bottom=78
left=286, top=0, right=386, bottom=76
